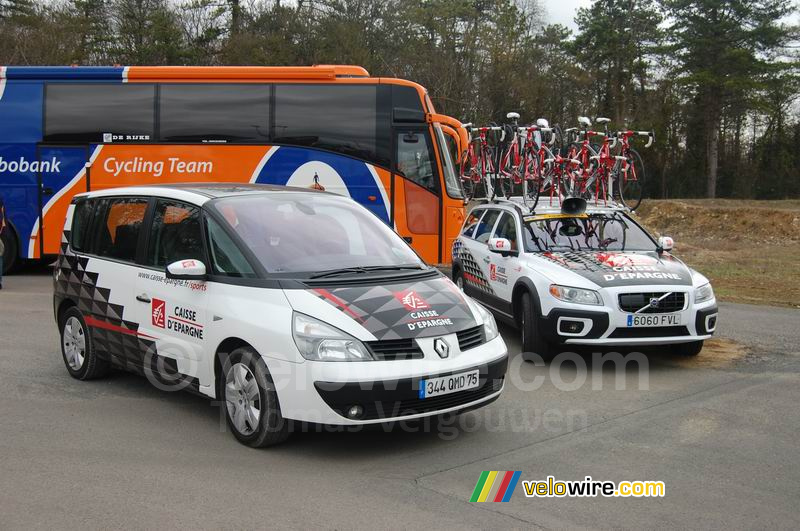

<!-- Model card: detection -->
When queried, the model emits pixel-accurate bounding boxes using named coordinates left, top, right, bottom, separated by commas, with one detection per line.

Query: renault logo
left=433, top=337, right=450, bottom=359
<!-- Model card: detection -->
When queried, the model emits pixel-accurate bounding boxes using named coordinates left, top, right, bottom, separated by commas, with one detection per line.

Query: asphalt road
left=1, top=270, right=799, bottom=530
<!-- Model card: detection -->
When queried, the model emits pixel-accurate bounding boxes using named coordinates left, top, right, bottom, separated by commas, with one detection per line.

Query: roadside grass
left=635, top=200, right=800, bottom=308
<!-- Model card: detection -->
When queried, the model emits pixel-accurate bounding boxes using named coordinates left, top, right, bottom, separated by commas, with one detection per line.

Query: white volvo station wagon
left=54, top=184, right=507, bottom=447
left=452, top=198, right=718, bottom=359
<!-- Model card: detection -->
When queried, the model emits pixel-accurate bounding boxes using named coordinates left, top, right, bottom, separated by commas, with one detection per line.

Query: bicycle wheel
left=616, top=149, right=644, bottom=210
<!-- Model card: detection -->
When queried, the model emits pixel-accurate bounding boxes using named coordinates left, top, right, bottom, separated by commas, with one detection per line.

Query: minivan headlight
left=695, top=283, right=714, bottom=304
left=475, top=303, right=499, bottom=342
left=292, top=313, right=374, bottom=361
left=549, top=284, right=602, bottom=306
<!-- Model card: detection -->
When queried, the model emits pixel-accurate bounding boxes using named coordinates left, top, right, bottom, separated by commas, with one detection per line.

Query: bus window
left=274, top=85, right=390, bottom=167
left=45, top=84, right=155, bottom=143
left=159, top=85, right=270, bottom=143
left=396, top=131, right=436, bottom=192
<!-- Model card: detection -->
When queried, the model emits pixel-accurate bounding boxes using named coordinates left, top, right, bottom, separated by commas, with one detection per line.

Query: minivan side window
left=70, top=199, right=95, bottom=252
left=146, top=200, right=204, bottom=269
left=205, top=216, right=256, bottom=278
left=473, top=210, right=500, bottom=243
left=95, top=198, right=148, bottom=262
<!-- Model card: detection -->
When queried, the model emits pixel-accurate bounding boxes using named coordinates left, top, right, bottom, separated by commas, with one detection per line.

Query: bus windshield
left=210, top=193, right=425, bottom=275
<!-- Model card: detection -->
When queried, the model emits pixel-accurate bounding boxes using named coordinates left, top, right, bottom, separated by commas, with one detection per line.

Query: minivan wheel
left=520, top=292, right=555, bottom=362
left=220, top=347, right=290, bottom=447
left=59, top=307, right=109, bottom=380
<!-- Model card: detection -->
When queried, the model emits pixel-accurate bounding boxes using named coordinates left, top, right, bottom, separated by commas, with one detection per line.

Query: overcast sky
left=542, top=0, right=591, bottom=31
left=542, top=0, right=800, bottom=32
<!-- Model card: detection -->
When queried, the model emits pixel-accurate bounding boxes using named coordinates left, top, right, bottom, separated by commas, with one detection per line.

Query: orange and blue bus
left=0, top=65, right=468, bottom=271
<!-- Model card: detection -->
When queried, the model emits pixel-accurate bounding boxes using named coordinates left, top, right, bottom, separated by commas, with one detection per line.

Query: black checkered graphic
left=452, top=240, right=494, bottom=295
left=54, top=230, right=155, bottom=370
left=313, top=276, right=478, bottom=340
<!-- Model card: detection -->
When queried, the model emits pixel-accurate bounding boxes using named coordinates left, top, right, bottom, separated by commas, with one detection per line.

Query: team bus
left=0, top=65, right=468, bottom=272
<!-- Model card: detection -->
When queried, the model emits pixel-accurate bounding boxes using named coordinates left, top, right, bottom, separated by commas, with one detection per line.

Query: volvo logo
left=649, top=297, right=660, bottom=309
left=433, top=337, right=450, bottom=359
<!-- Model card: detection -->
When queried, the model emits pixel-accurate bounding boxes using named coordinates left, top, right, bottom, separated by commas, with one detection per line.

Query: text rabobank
left=0, top=156, right=61, bottom=173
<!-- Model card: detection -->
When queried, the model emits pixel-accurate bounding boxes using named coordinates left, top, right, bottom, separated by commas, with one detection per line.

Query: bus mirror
left=402, top=132, right=420, bottom=144
left=393, top=108, right=426, bottom=123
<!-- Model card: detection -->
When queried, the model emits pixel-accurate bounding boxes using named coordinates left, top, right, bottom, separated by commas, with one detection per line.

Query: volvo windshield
left=523, top=213, right=657, bottom=253
left=210, top=193, right=425, bottom=275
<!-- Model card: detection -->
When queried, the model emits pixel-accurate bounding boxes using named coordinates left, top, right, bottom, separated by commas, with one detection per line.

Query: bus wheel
left=1, top=224, right=19, bottom=274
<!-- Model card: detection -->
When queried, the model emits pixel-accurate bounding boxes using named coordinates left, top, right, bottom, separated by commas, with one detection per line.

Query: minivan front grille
left=618, top=292, right=686, bottom=314
left=366, top=338, right=423, bottom=360
left=456, top=325, right=485, bottom=351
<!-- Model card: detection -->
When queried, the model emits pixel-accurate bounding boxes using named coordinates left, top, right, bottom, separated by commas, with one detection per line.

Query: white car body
left=53, top=184, right=507, bottom=434
left=452, top=200, right=718, bottom=349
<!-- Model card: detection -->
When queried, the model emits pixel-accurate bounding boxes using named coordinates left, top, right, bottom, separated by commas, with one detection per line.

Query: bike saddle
left=596, top=117, right=611, bottom=124
left=578, top=116, right=592, bottom=127
left=506, top=111, right=520, bottom=122
left=536, top=118, right=550, bottom=128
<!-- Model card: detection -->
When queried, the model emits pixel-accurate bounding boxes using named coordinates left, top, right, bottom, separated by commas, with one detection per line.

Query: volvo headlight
left=695, top=283, right=715, bottom=304
left=549, top=284, right=602, bottom=306
left=292, top=313, right=374, bottom=361
left=475, top=303, right=499, bottom=342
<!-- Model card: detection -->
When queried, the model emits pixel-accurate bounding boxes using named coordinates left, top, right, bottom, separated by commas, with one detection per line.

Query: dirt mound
left=634, top=200, right=800, bottom=246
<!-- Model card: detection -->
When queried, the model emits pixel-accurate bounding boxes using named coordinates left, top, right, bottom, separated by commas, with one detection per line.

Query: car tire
left=59, top=306, right=110, bottom=380
left=219, top=346, right=290, bottom=447
left=671, top=340, right=703, bottom=357
left=519, top=292, right=555, bottom=361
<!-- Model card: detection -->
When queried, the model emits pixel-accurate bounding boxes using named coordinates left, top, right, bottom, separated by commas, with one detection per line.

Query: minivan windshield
left=523, top=213, right=656, bottom=253
left=209, top=193, right=425, bottom=275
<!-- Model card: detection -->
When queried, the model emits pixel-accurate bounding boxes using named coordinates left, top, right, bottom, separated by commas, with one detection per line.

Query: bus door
left=35, top=144, right=90, bottom=257
left=392, top=127, right=442, bottom=265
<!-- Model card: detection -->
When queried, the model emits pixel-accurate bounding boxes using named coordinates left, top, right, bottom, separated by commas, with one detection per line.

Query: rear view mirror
left=658, top=236, right=674, bottom=252
left=488, top=238, right=512, bottom=255
left=166, top=259, right=207, bottom=281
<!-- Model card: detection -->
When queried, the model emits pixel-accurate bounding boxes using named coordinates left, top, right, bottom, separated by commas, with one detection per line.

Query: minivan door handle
left=136, top=294, right=151, bottom=303
left=483, top=256, right=491, bottom=264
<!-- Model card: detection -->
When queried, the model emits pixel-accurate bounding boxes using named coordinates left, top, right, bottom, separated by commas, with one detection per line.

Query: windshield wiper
left=309, top=265, right=424, bottom=279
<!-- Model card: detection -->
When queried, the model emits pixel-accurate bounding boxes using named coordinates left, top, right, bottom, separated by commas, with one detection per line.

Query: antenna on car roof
left=561, top=197, right=587, bottom=216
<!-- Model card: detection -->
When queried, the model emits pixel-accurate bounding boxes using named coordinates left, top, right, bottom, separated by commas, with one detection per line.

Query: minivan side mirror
left=166, top=259, right=207, bottom=281
left=488, top=238, right=514, bottom=256
left=657, top=236, right=674, bottom=252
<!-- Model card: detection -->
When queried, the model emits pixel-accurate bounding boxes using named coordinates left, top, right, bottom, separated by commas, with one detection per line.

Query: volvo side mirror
left=657, top=236, right=674, bottom=252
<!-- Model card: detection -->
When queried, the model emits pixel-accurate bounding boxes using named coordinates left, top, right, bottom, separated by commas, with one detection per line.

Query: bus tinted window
left=159, top=85, right=270, bottom=143
left=274, top=85, right=390, bottom=167
left=45, top=84, right=155, bottom=143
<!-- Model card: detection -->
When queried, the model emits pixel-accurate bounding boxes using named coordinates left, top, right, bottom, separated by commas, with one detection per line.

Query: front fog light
left=347, top=405, right=364, bottom=419
left=292, top=313, right=374, bottom=361
left=474, top=303, right=499, bottom=341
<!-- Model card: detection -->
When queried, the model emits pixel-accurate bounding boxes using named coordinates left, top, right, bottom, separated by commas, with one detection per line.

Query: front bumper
left=265, top=334, right=508, bottom=425
left=539, top=290, right=718, bottom=346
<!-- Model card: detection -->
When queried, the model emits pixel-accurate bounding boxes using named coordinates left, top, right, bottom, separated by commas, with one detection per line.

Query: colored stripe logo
left=470, top=471, right=522, bottom=502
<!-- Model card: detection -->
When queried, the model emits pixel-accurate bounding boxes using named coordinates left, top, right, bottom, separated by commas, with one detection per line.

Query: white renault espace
left=54, top=184, right=508, bottom=446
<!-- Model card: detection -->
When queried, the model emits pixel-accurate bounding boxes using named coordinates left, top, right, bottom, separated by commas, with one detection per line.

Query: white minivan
left=54, top=184, right=508, bottom=446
